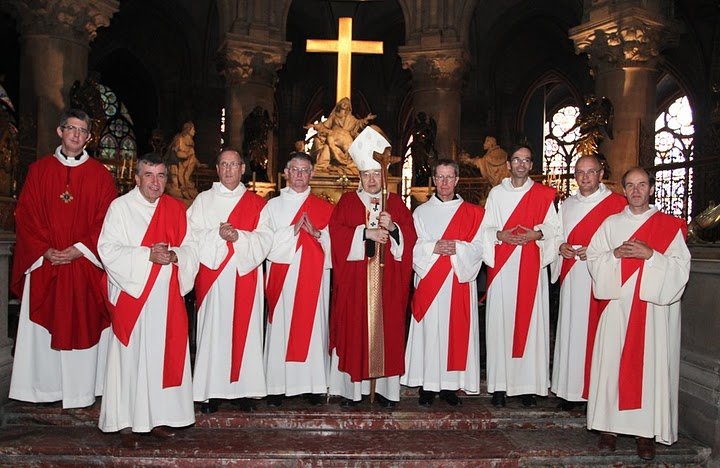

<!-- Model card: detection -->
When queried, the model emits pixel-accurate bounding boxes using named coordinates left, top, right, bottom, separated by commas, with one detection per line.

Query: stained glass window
left=654, top=95, right=693, bottom=220
left=543, top=105, right=581, bottom=198
left=402, top=134, right=413, bottom=208
left=95, top=82, right=136, bottom=164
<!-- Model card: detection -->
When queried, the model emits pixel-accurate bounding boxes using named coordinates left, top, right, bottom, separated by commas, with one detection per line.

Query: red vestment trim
left=194, top=190, right=266, bottom=383
left=264, top=194, right=333, bottom=362
left=616, top=211, right=687, bottom=410
left=106, top=195, right=188, bottom=388
left=411, top=201, right=484, bottom=371
left=486, top=182, right=555, bottom=358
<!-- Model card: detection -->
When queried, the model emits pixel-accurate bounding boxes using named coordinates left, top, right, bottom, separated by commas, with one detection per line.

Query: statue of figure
left=459, top=136, right=510, bottom=186
left=565, top=95, right=614, bottom=157
left=306, top=97, right=375, bottom=175
left=166, top=121, right=199, bottom=200
left=408, top=111, right=438, bottom=186
left=0, top=99, right=19, bottom=198
left=243, top=106, right=273, bottom=182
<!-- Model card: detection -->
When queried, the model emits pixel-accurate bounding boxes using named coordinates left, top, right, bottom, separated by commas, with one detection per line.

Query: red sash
left=486, top=182, right=555, bottom=358
left=106, top=195, right=188, bottom=388
left=194, top=191, right=266, bottom=383
left=555, top=191, right=627, bottom=400
left=615, top=211, right=687, bottom=410
left=411, top=202, right=484, bottom=371
left=264, top=195, right=333, bottom=362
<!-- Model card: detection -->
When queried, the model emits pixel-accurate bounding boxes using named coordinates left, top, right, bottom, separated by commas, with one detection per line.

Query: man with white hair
left=328, top=127, right=416, bottom=408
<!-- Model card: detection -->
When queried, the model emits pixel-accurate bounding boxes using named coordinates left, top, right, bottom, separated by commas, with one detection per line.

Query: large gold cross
left=306, top=17, right=383, bottom=102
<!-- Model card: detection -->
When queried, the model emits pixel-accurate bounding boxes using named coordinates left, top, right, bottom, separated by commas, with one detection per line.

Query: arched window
left=96, top=83, right=137, bottom=164
left=654, top=95, right=693, bottom=221
left=543, top=105, right=581, bottom=198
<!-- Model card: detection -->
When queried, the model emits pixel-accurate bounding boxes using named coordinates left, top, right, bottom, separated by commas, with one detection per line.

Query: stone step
left=3, top=395, right=589, bottom=431
left=0, top=424, right=709, bottom=466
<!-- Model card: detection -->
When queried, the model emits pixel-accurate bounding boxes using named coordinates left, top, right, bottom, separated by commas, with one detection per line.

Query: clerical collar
left=59, top=149, right=83, bottom=161
left=434, top=193, right=459, bottom=202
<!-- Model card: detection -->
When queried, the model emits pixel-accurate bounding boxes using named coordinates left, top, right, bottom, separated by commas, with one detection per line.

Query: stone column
left=399, top=44, right=468, bottom=159
left=0, top=233, right=15, bottom=403
left=569, top=3, right=681, bottom=182
left=1, top=0, right=118, bottom=165
left=217, top=34, right=289, bottom=182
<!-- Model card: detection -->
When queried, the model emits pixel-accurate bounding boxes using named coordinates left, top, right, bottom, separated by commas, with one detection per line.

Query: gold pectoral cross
left=306, top=17, right=384, bottom=102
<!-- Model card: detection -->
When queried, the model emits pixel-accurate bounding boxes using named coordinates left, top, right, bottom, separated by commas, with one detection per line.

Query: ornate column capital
left=2, top=0, right=118, bottom=44
left=399, top=44, right=469, bottom=90
left=569, top=6, right=682, bottom=74
left=217, top=33, right=290, bottom=87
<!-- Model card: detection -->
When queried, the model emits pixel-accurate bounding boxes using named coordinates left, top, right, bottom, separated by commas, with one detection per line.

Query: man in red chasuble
left=328, top=127, right=416, bottom=408
left=10, top=108, right=117, bottom=409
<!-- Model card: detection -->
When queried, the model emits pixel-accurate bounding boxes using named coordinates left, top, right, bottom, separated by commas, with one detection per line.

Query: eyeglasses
left=433, top=175, right=458, bottom=182
left=510, top=157, right=532, bottom=165
left=288, top=167, right=312, bottom=175
left=218, top=161, right=242, bottom=169
left=61, top=124, right=90, bottom=136
left=575, top=169, right=602, bottom=177
left=360, top=170, right=381, bottom=179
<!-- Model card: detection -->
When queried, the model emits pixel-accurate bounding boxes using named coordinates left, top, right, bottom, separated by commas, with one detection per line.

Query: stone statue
left=306, top=97, right=375, bottom=175
left=408, top=111, right=438, bottom=187
left=460, top=136, right=510, bottom=186
left=243, top=106, right=273, bottom=182
left=166, top=121, right=199, bottom=200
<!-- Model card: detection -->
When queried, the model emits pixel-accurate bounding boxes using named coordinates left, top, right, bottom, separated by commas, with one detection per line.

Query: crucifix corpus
left=306, top=17, right=383, bottom=102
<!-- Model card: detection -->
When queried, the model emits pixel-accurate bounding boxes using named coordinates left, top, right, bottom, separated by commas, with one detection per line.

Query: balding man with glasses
left=479, top=143, right=561, bottom=408
left=10, top=108, right=117, bottom=409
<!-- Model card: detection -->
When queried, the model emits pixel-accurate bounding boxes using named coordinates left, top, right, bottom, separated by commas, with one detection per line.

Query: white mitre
left=349, top=126, right=390, bottom=172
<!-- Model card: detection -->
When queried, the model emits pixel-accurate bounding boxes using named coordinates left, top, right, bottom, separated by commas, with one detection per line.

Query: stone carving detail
left=217, top=41, right=287, bottom=85
left=2, top=0, right=118, bottom=42
left=401, top=49, right=468, bottom=88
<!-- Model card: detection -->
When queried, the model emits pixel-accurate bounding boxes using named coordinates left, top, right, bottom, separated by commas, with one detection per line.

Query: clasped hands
left=365, top=211, right=396, bottom=245
left=559, top=243, right=587, bottom=261
left=613, top=238, right=653, bottom=260
left=496, top=225, right=542, bottom=245
left=149, top=242, right=177, bottom=265
left=293, top=212, right=321, bottom=239
left=433, top=239, right=457, bottom=256
left=44, top=246, right=83, bottom=266
left=219, top=222, right=239, bottom=243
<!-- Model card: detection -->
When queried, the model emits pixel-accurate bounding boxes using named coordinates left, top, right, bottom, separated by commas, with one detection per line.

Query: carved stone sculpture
left=459, top=136, right=509, bottom=187
left=165, top=122, right=199, bottom=200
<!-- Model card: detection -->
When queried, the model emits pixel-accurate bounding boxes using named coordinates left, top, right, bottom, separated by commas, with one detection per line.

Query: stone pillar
left=399, top=45, right=468, bottom=159
left=217, top=34, right=289, bottom=183
left=1, top=0, right=118, bottom=165
left=569, top=2, right=680, bottom=182
left=0, top=233, right=15, bottom=403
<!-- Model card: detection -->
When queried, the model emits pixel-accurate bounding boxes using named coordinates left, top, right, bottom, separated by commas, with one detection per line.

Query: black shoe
left=556, top=399, right=584, bottom=411
left=521, top=395, right=537, bottom=407
left=266, top=395, right=284, bottom=407
left=305, top=393, right=324, bottom=406
left=339, top=397, right=358, bottom=408
left=200, top=399, right=220, bottom=414
left=418, top=389, right=436, bottom=407
left=439, top=390, right=461, bottom=406
left=231, top=398, right=257, bottom=412
left=375, top=394, right=396, bottom=409
left=491, top=391, right=506, bottom=407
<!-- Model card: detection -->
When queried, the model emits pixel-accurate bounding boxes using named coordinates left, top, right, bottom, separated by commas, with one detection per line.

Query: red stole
left=265, top=194, right=333, bottom=362
left=616, top=211, right=687, bottom=410
left=194, top=190, right=266, bottom=383
left=411, top=201, right=484, bottom=371
left=106, top=195, right=188, bottom=388
left=486, top=182, right=555, bottom=358
left=555, top=191, right=627, bottom=400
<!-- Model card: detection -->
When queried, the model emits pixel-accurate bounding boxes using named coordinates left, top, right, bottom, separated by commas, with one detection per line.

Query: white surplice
left=188, top=182, right=272, bottom=402
left=479, top=178, right=561, bottom=396
left=550, top=183, right=618, bottom=401
left=262, top=187, right=331, bottom=397
left=586, top=206, right=690, bottom=444
left=98, top=188, right=199, bottom=433
left=402, top=195, right=484, bottom=394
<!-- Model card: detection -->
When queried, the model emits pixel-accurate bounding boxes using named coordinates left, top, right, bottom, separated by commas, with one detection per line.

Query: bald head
left=574, top=155, right=604, bottom=196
